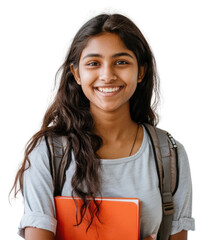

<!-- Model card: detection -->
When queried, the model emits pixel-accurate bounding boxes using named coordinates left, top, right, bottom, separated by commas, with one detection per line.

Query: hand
left=142, top=234, right=156, bottom=240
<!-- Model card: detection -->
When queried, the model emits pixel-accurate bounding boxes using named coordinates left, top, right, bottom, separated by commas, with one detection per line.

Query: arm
left=169, top=230, right=187, bottom=240
left=18, top=139, right=57, bottom=238
left=25, top=227, right=54, bottom=240
left=168, top=142, right=195, bottom=236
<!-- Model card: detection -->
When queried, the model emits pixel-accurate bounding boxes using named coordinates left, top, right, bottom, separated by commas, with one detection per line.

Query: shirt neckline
left=100, top=125, right=148, bottom=165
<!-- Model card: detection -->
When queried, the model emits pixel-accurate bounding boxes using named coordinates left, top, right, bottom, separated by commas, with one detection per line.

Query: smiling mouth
left=96, top=86, right=123, bottom=93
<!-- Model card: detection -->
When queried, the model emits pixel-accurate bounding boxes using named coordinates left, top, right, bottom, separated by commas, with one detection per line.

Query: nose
left=98, top=64, right=117, bottom=82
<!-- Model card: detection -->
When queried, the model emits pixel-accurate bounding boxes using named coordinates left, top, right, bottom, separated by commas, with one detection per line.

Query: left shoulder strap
left=45, top=135, right=70, bottom=197
left=143, top=123, right=179, bottom=240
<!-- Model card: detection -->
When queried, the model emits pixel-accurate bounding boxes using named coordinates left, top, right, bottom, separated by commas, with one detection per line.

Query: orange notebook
left=54, top=196, right=140, bottom=240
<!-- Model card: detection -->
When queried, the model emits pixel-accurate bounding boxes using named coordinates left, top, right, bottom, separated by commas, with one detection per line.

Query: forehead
left=80, top=32, right=134, bottom=58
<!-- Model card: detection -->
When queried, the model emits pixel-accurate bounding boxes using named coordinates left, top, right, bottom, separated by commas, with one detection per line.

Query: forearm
left=169, top=230, right=187, bottom=240
left=25, top=227, right=54, bottom=240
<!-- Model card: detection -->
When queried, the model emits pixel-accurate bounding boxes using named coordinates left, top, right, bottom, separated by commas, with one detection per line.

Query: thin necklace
left=129, top=124, right=140, bottom=156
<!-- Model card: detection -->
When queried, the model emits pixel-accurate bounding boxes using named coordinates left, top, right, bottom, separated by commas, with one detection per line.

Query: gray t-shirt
left=18, top=126, right=195, bottom=239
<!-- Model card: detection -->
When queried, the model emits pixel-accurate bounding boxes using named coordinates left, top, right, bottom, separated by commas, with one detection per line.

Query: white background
left=0, top=0, right=201, bottom=239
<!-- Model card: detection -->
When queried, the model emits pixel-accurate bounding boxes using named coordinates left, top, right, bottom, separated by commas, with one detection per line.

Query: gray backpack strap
left=45, top=135, right=70, bottom=196
left=143, top=123, right=179, bottom=240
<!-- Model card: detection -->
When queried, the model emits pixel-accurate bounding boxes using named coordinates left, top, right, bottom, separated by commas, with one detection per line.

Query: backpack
left=45, top=123, right=179, bottom=240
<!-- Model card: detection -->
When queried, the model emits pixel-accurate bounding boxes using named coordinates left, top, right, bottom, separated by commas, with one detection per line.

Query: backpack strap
left=45, top=135, right=71, bottom=197
left=143, top=123, right=179, bottom=240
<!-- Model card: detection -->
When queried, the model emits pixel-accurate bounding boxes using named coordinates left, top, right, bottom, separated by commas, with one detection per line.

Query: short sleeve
left=18, top=138, right=57, bottom=238
left=171, top=141, right=195, bottom=235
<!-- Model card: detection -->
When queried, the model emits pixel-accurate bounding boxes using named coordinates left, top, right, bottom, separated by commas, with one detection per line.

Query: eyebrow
left=82, top=52, right=134, bottom=60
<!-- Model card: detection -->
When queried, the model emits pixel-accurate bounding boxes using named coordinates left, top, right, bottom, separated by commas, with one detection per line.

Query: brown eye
left=87, top=61, right=100, bottom=66
left=116, top=60, right=129, bottom=65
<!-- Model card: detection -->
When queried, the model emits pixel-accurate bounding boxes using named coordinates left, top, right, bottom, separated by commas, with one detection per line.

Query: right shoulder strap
left=45, top=135, right=70, bottom=196
left=143, top=123, right=179, bottom=240
left=143, top=123, right=179, bottom=194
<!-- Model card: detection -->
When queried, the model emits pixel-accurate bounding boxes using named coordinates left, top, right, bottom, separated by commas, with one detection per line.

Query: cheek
left=126, top=75, right=139, bottom=97
left=117, top=68, right=138, bottom=81
left=128, top=84, right=138, bottom=100
left=79, top=81, right=94, bottom=101
left=79, top=70, right=96, bottom=86
left=124, top=74, right=139, bottom=91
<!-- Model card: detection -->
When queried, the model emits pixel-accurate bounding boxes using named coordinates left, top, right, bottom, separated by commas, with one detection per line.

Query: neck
left=91, top=105, right=136, bottom=143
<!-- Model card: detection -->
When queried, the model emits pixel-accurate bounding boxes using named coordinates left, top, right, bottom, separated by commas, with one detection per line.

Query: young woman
left=12, top=14, right=195, bottom=240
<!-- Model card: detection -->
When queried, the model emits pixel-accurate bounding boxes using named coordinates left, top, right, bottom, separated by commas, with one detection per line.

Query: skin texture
left=25, top=227, right=54, bottom=240
left=169, top=230, right=187, bottom=240
left=24, top=33, right=188, bottom=239
left=71, top=32, right=144, bottom=114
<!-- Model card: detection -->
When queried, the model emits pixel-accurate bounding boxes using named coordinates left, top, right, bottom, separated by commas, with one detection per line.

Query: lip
left=94, top=86, right=123, bottom=96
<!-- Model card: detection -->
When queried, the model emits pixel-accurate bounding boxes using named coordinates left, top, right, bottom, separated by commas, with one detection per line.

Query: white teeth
left=97, top=87, right=120, bottom=93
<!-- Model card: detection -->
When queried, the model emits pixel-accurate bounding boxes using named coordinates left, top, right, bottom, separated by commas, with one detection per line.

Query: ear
left=138, top=65, right=146, bottom=83
left=70, top=64, right=81, bottom=85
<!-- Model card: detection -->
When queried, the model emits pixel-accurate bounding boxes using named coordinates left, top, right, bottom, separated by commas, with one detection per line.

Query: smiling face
left=71, top=32, right=144, bottom=115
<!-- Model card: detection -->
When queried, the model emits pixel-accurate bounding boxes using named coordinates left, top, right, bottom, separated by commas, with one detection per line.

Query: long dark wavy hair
left=11, top=13, right=159, bottom=230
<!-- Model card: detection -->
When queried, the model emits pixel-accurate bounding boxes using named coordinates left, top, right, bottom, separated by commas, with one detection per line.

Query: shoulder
left=153, top=125, right=189, bottom=160
left=175, top=140, right=188, bottom=159
left=172, top=138, right=190, bottom=169
left=175, top=140, right=191, bottom=177
left=28, top=135, right=66, bottom=168
left=27, top=137, right=50, bottom=168
left=23, top=137, right=53, bottom=189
